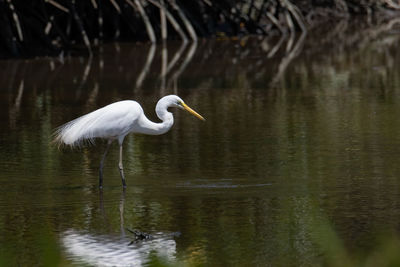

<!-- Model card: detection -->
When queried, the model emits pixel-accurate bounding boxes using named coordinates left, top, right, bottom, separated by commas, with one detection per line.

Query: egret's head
left=162, top=95, right=205, bottom=121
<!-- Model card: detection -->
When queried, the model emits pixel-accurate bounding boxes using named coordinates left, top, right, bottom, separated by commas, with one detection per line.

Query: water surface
left=1, top=21, right=400, bottom=266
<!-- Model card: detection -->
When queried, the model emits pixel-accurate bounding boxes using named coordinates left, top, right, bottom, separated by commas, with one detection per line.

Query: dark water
left=1, top=21, right=400, bottom=266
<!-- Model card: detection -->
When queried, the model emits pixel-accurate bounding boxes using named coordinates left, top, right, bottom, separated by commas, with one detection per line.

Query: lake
left=1, top=20, right=400, bottom=266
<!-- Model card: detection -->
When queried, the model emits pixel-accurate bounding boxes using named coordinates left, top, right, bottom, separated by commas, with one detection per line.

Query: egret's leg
left=99, top=140, right=112, bottom=188
left=118, top=145, right=127, bottom=188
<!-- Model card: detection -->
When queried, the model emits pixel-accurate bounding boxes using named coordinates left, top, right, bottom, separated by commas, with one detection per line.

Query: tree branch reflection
left=135, top=44, right=156, bottom=89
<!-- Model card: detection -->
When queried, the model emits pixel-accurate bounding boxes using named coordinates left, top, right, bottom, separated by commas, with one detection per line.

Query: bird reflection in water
left=62, top=229, right=177, bottom=266
left=62, top=191, right=178, bottom=266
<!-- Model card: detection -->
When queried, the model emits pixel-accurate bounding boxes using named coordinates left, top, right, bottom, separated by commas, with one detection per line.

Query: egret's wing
left=54, top=101, right=142, bottom=147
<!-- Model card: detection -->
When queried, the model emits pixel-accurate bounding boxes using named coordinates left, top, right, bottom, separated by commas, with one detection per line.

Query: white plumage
left=54, top=101, right=143, bottom=147
left=54, top=95, right=204, bottom=188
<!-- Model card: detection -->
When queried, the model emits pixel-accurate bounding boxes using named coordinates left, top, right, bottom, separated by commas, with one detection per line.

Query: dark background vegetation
left=1, top=0, right=399, bottom=58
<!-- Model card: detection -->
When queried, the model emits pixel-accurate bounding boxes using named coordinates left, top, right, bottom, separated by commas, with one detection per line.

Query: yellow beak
left=182, top=102, right=205, bottom=121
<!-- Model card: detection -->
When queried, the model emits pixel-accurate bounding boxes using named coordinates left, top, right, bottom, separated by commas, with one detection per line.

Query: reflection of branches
left=166, top=41, right=187, bottom=74
left=308, top=17, right=400, bottom=57
left=86, top=82, right=99, bottom=110
left=2, top=18, right=399, bottom=118
left=120, top=189, right=126, bottom=236
left=160, top=42, right=168, bottom=93
left=5, top=60, right=20, bottom=91
left=266, top=18, right=400, bottom=89
left=360, top=18, right=400, bottom=41
left=167, top=42, right=197, bottom=94
left=160, top=41, right=189, bottom=94
left=99, top=189, right=105, bottom=218
left=9, top=80, right=24, bottom=129
left=99, top=189, right=126, bottom=235
left=270, top=31, right=306, bottom=87
left=81, top=55, right=93, bottom=87
left=135, top=44, right=156, bottom=89
left=285, top=23, right=295, bottom=52
left=76, top=55, right=93, bottom=99
left=320, top=19, right=348, bottom=44
left=268, top=35, right=286, bottom=58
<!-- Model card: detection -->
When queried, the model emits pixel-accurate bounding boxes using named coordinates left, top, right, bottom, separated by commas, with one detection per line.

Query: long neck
left=137, top=100, right=174, bottom=135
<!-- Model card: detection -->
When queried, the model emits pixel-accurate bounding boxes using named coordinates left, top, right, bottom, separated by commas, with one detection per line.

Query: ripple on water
left=176, top=179, right=272, bottom=189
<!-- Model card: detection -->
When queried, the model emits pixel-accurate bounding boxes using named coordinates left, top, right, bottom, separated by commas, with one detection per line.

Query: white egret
left=54, top=95, right=205, bottom=188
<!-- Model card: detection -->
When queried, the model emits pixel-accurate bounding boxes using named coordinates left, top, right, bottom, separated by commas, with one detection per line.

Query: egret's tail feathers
left=52, top=101, right=135, bottom=148
left=52, top=114, right=98, bottom=148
